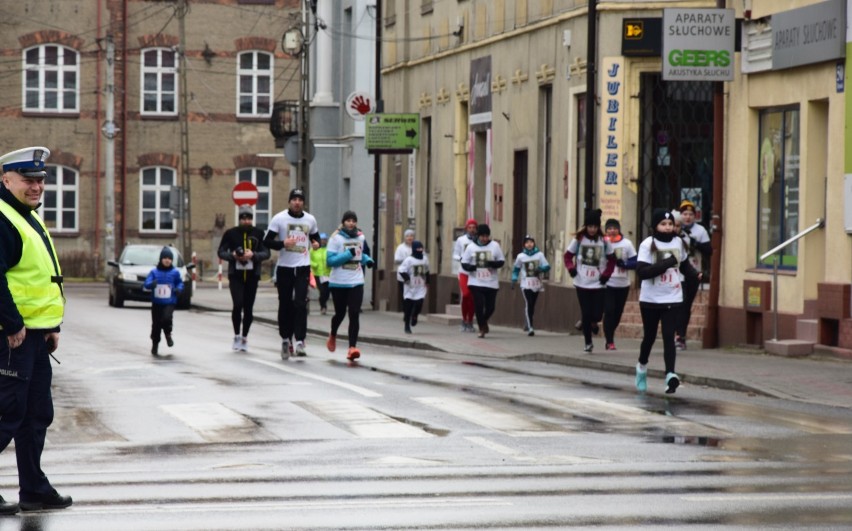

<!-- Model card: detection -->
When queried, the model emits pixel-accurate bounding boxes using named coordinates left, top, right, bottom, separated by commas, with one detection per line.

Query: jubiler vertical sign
left=663, top=8, right=735, bottom=81
left=598, top=57, right=624, bottom=223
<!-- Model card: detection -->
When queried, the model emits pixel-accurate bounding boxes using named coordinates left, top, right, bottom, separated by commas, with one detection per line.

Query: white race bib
left=154, top=284, right=172, bottom=299
left=236, top=260, right=254, bottom=270
left=412, top=276, right=425, bottom=287
left=475, top=268, right=492, bottom=281
left=523, top=277, right=541, bottom=290
left=286, top=227, right=309, bottom=253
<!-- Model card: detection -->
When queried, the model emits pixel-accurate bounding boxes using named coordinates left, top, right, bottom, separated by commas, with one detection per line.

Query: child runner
left=310, top=232, right=331, bottom=315
left=634, top=209, right=699, bottom=394
left=143, top=247, right=184, bottom=357
left=602, top=218, right=637, bottom=351
left=564, top=209, right=615, bottom=352
left=325, top=211, right=374, bottom=361
left=675, top=199, right=710, bottom=349
left=460, top=224, right=505, bottom=338
left=511, top=235, right=550, bottom=336
left=452, top=219, right=479, bottom=332
left=398, top=240, right=429, bottom=334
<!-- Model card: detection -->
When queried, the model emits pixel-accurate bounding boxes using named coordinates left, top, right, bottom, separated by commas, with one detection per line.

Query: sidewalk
left=192, top=281, right=852, bottom=410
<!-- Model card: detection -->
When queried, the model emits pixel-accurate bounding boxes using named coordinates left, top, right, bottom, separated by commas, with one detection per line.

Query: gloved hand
left=150, top=280, right=157, bottom=288
left=568, top=268, right=578, bottom=278
left=599, top=274, right=610, bottom=285
left=348, top=248, right=357, bottom=257
left=662, top=255, right=678, bottom=269
left=365, top=260, right=374, bottom=269
left=487, top=261, right=501, bottom=269
left=616, top=258, right=626, bottom=268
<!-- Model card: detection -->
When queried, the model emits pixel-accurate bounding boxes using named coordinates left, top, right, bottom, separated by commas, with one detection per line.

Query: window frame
left=39, top=165, right=79, bottom=232
left=22, top=44, right=80, bottom=113
left=236, top=51, right=273, bottom=118
left=235, top=168, right=272, bottom=230
left=140, top=47, right=178, bottom=117
left=756, top=105, right=800, bottom=269
left=139, top=166, right=177, bottom=233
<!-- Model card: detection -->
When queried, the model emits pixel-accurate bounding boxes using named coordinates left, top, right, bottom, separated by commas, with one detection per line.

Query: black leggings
left=403, top=298, right=424, bottom=327
left=639, top=302, right=680, bottom=374
left=676, top=274, right=700, bottom=338
left=150, top=304, right=175, bottom=342
left=331, top=285, right=364, bottom=347
left=576, top=287, right=604, bottom=343
left=276, top=265, right=310, bottom=341
left=318, top=281, right=330, bottom=310
left=603, top=286, right=630, bottom=343
left=522, top=289, right=539, bottom=329
left=229, top=273, right=259, bottom=336
left=468, top=285, right=498, bottom=329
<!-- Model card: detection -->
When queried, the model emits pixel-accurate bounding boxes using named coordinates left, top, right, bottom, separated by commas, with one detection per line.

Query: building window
left=39, top=165, right=78, bottom=232
left=237, top=51, right=273, bottom=117
left=141, top=48, right=177, bottom=116
left=757, top=107, right=800, bottom=268
left=236, top=168, right=271, bottom=229
left=140, top=166, right=176, bottom=232
left=23, top=44, right=79, bottom=113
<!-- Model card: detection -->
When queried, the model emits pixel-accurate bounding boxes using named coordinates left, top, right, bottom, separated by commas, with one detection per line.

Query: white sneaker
left=232, top=335, right=241, bottom=351
left=281, top=340, right=291, bottom=360
left=294, top=340, right=306, bottom=357
left=239, top=336, right=248, bottom=352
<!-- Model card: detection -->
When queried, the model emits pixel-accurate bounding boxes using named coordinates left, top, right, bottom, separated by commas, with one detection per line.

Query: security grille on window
left=237, top=51, right=273, bottom=117
left=140, top=167, right=176, bottom=232
left=23, top=45, right=79, bottom=113
left=141, top=48, right=177, bottom=115
left=757, top=107, right=800, bottom=268
left=236, top=168, right=271, bottom=230
left=39, top=165, right=78, bottom=231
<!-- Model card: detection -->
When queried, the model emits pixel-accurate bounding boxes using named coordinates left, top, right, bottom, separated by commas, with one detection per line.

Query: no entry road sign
left=232, top=181, right=259, bottom=206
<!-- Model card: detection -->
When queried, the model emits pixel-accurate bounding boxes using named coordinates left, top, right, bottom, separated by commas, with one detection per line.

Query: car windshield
left=120, top=247, right=184, bottom=267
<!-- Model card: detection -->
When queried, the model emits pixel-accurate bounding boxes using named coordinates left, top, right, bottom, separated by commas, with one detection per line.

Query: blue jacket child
left=143, top=247, right=184, bottom=356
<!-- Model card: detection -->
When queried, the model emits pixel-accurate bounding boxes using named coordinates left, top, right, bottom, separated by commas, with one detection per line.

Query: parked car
left=106, top=245, right=195, bottom=309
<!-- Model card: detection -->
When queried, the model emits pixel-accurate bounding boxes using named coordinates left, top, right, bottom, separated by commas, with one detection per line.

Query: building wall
left=0, top=0, right=301, bottom=276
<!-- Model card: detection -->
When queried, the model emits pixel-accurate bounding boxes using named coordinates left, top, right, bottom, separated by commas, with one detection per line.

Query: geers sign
left=663, top=8, right=735, bottom=82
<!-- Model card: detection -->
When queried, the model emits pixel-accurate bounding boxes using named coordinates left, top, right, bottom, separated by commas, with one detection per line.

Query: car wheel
left=113, top=284, right=125, bottom=308
left=108, top=289, right=115, bottom=307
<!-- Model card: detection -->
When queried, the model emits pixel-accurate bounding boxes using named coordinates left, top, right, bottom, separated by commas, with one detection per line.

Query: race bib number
left=654, top=269, right=679, bottom=288
left=475, top=268, right=492, bottom=281
left=343, top=243, right=362, bottom=270
left=411, top=276, right=425, bottom=287
left=236, top=260, right=254, bottom=271
left=154, top=284, right=172, bottom=299
left=285, top=225, right=309, bottom=253
left=523, top=277, right=542, bottom=290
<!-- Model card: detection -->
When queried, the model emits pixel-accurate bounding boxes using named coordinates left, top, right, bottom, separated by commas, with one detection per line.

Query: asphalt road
left=2, top=285, right=850, bottom=530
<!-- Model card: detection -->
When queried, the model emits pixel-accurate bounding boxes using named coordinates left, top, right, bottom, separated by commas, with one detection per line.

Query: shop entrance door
left=637, top=74, right=714, bottom=240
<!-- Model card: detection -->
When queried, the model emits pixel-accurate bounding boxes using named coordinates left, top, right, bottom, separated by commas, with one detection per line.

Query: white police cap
left=0, top=146, right=50, bottom=178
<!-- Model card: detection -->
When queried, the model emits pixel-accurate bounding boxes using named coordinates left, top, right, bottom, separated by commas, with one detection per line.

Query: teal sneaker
left=635, top=363, right=647, bottom=392
left=665, top=372, right=680, bottom=394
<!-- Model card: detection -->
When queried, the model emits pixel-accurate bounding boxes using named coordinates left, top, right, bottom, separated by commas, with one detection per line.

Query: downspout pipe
left=95, top=0, right=102, bottom=262
left=705, top=0, right=726, bottom=348
left=584, top=0, right=597, bottom=210
left=372, top=0, right=382, bottom=309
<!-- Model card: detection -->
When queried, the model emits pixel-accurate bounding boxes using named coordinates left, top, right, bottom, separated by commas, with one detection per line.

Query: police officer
left=0, top=147, right=72, bottom=513
left=217, top=205, right=270, bottom=351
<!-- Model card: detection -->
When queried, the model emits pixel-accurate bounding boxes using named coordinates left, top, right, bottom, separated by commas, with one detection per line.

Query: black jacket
left=217, top=226, right=270, bottom=277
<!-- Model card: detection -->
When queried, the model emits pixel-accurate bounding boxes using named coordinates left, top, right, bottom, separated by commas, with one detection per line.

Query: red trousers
left=458, top=273, right=474, bottom=323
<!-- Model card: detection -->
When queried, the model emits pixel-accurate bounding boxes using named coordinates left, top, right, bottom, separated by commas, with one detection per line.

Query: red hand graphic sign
left=345, top=91, right=375, bottom=121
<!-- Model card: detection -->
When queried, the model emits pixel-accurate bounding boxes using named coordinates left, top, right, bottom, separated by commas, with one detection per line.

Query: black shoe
left=166, top=335, right=174, bottom=347
left=0, top=495, right=19, bottom=515
left=404, top=326, right=412, bottom=334
left=151, top=342, right=159, bottom=356
left=20, top=489, right=72, bottom=512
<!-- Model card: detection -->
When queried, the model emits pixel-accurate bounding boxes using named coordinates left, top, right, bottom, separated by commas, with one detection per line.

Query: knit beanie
left=412, top=240, right=424, bottom=259
left=651, top=208, right=674, bottom=229
left=159, top=247, right=173, bottom=261
left=583, top=208, right=602, bottom=227
left=477, top=224, right=491, bottom=237
left=679, top=199, right=696, bottom=213
left=604, top=218, right=620, bottom=231
left=341, top=210, right=358, bottom=223
left=465, top=218, right=478, bottom=229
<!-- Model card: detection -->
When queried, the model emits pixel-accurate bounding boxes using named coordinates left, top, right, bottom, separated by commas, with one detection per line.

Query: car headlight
left=118, top=272, right=137, bottom=281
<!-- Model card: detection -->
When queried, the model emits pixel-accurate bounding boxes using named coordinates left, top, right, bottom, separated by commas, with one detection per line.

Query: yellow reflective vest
left=0, top=200, right=64, bottom=329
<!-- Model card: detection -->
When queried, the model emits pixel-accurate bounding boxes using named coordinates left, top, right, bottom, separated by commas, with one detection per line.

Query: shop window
left=757, top=107, right=799, bottom=268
